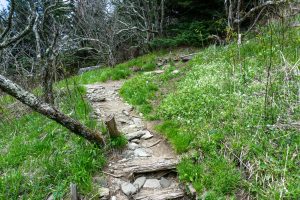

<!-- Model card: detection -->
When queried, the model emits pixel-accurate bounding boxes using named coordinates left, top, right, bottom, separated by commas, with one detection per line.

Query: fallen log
left=111, top=157, right=179, bottom=176
left=134, top=188, right=185, bottom=200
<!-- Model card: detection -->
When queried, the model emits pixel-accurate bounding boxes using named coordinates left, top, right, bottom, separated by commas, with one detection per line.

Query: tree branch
left=0, top=11, right=36, bottom=50
left=0, top=0, right=15, bottom=40
left=233, top=0, right=288, bottom=24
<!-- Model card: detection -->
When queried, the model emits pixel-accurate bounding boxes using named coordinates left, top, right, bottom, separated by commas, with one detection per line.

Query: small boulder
left=143, top=179, right=161, bottom=189
left=121, top=182, right=137, bottom=196
left=160, top=177, right=171, bottom=188
left=133, top=176, right=146, bottom=190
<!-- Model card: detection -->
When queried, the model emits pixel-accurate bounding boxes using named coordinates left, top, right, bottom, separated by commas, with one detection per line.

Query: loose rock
left=172, top=69, right=179, bottom=74
left=121, top=182, right=137, bottom=196
left=91, top=96, right=106, bottom=102
left=93, top=176, right=108, bottom=187
left=143, top=179, right=161, bottom=189
left=141, top=131, right=153, bottom=140
left=133, top=176, right=146, bottom=190
left=132, top=118, right=143, bottom=127
left=99, top=187, right=110, bottom=199
left=125, top=130, right=146, bottom=140
left=111, top=196, right=117, bottom=200
left=122, top=110, right=130, bottom=116
left=47, top=194, right=54, bottom=200
left=188, top=184, right=197, bottom=196
left=122, top=125, right=139, bottom=134
left=128, top=143, right=139, bottom=150
left=131, top=139, right=140, bottom=144
left=160, top=177, right=171, bottom=188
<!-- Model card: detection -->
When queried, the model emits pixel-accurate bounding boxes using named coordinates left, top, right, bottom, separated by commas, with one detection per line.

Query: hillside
left=119, top=19, right=300, bottom=199
left=1, top=17, right=300, bottom=199
left=1, top=2, right=300, bottom=198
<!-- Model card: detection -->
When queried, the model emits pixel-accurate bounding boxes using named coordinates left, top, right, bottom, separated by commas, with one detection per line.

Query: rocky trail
left=85, top=80, right=188, bottom=200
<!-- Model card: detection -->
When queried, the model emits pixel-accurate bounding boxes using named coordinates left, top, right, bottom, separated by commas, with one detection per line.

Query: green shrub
left=151, top=20, right=226, bottom=49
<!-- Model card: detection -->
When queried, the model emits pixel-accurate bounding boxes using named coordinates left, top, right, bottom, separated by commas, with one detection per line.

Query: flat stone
left=93, top=176, right=108, bottom=187
left=133, top=177, right=146, bottom=190
left=134, top=148, right=151, bottom=157
left=132, top=118, right=143, bottom=127
left=122, top=125, right=139, bottom=134
left=160, top=177, right=171, bottom=188
left=123, top=150, right=134, bottom=158
left=141, top=131, right=153, bottom=140
left=153, top=70, right=164, bottom=74
left=99, top=187, right=110, bottom=199
left=125, top=130, right=146, bottom=141
left=131, top=139, right=140, bottom=144
left=128, top=142, right=139, bottom=150
left=111, top=196, right=117, bottom=200
left=172, top=69, right=179, bottom=74
left=143, top=179, right=161, bottom=189
left=121, top=182, right=137, bottom=196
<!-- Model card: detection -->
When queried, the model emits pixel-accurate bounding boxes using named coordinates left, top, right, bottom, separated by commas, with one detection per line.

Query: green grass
left=0, top=52, right=164, bottom=199
left=56, top=53, right=159, bottom=87
left=155, top=121, right=193, bottom=153
left=120, top=75, right=158, bottom=116
left=119, top=17, right=300, bottom=199
left=109, top=135, right=128, bottom=149
left=157, top=20, right=300, bottom=198
left=0, top=86, right=106, bottom=199
left=178, top=157, right=241, bottom=199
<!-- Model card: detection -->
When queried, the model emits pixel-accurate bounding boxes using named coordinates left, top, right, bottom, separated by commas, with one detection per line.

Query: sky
left=0, top=0, right=7, bottom=10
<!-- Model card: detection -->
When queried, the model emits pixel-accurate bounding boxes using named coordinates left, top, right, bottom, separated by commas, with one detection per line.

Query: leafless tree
left=0, top=0, right=105, bottom=146
left=225, top=0, right=291, bottom=30
left=74, top=0, right=166, bottom=66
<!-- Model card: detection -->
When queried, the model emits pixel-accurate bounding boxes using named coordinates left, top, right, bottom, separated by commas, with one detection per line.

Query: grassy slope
left=120, top=20, right=300, bottom=199
left=0, top=53, right=160, bottom=199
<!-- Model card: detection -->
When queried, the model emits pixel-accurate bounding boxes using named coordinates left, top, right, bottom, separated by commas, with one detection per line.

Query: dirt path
left=86, top=80, right=186, bottom=200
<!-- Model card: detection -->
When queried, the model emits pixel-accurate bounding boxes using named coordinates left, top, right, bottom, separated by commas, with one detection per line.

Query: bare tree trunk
left=42, top=60, right=55, bottom=104
left=0, top=74, right=105, bottom=146
left=160, top=0, right=165, bottom=36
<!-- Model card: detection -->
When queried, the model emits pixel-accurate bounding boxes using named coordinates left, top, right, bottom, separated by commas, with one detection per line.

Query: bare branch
left=0, top=0, right=15, bottom=40
left=0, top=12, right=36, bottom=50
left=233, top=0, right=288, bottom=24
